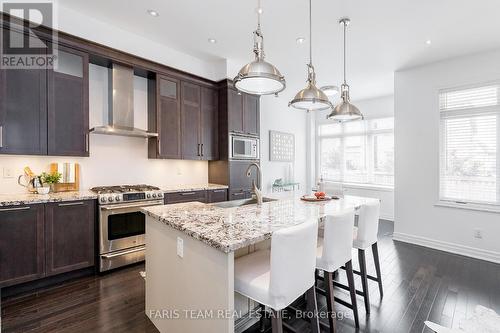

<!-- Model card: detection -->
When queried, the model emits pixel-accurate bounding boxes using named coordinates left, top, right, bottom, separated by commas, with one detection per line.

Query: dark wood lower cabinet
left=0, top=205, right=45, bottom=288
left=0, top=200, right=96, bottom=288
left=164, top=190, right=207, bottom=204
left=45, top=200, right=95, bottom=276
left=207, top=189, right=228, bottom=203
left=229, top=189, right=252, bottom=201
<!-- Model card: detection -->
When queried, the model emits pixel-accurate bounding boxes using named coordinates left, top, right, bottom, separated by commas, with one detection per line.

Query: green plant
left=39, top=172, right=62, bottom=185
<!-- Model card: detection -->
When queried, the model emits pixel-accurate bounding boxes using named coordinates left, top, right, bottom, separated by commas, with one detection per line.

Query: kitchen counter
left=144, top=193, right=378, bottom=333
left=143, top=193, right=377, bottom=253
left=0, top=190, right=98, bottom=207
left=160, top=183, right=228, bottom=193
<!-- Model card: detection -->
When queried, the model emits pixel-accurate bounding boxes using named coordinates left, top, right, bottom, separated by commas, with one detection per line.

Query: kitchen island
left=142, top=194, right=378, bottom=333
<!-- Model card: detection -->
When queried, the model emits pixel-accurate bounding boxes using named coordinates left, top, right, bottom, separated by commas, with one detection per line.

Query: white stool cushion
left=316, top=210, right=355, bottom=272
left=352, top=201, right=380, bottom=250
left=234, top=250, right=272, bottom=308
left=234, top=220, right=318, bottom=311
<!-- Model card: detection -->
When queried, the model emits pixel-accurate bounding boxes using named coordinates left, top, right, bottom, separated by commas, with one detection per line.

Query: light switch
left=177, top=237, right=184, bottom=258
left=3, top=167, right=15, bottom=179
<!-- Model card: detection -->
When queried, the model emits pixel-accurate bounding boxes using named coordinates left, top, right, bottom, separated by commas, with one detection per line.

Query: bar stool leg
left=345, top=260, right=360, bottom=328
left=372, top=242, right=384, bottom=298
left=306, top=286, right=320, bottom=333
left=324, top=272, right=337, bottom=333
left=358, top=249, right=371, bottom=314
left=271, top=309, right=283, bottom=333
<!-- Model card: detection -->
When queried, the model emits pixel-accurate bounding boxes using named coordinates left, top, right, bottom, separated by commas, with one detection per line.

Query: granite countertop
left=0, top=190, right=98, bottom=207
left=143, top=194, right=378, bottom=253
left=161, top=183, right=228, bottom=193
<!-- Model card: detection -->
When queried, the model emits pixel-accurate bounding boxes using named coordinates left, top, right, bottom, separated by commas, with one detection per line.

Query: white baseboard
left=392, top=232, right=500, bottom=264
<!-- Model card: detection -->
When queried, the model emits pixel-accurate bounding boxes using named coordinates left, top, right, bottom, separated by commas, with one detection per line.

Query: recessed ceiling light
left=296, top=37, right=306, bottom=44
left=208, top=38, right=217, bottom=44
left=147, top=9, right=159, bottom=17
left=426, top=39, right=432, bottom=45
left=320, top=85, right=340, bottom=97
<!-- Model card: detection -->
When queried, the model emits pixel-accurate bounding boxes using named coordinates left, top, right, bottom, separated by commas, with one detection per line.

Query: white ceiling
left=60, top=0, right=500, bottom=100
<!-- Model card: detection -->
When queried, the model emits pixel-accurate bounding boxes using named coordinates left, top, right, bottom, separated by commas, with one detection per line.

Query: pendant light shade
left=327, top=18, right=363, bottom=122
left=289, top=0, right=332, bottom=111
left=289, top=64, right=332, bottom=111
left=234, top=1, right=286, bottom=95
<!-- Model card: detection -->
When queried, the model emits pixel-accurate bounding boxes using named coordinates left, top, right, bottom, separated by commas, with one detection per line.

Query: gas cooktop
left=90, top=184, right=163, bottom=204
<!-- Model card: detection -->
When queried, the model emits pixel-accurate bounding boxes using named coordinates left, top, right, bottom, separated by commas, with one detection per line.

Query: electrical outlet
left=177, top=237, right=184, bottom=258
left=176, top=167, right=182, bottom=176
left=473, top=229, right=483, bottom=239
left=3, top=167, right=15, bottom=179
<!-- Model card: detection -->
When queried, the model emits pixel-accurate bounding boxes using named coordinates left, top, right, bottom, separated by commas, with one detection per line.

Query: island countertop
left=142, top=194, right=378, bottom=253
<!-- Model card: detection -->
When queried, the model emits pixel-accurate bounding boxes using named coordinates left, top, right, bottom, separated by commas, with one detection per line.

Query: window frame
left=315, top=117, right=394, bottom=189
left=437, top=82, right=500, bottom=211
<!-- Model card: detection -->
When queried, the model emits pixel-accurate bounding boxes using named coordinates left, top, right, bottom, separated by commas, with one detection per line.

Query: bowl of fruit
left=300, top=191, right=333, bottom=202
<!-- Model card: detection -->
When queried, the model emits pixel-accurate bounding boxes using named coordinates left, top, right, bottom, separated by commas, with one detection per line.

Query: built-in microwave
left=229, top=134, right=259, bottom=160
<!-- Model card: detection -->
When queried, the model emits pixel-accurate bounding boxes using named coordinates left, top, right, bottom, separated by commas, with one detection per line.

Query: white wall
left=259, top=95, right=308, bottom=194
left=394, top=49, right=500, bottom=263
left=311, top=95, right=395, bottom=220
left=0, top=65, right=208, bottom=194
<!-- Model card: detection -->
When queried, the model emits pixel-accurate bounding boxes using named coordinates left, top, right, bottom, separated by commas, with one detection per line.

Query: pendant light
left=234, top=0, right=286, bottom=95
left=327, top=18, right=363, bottom=121
left=289, top=0, right=332, bottom=111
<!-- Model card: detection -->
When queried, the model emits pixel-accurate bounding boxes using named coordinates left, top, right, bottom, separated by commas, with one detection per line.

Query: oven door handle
left=100, top=201, right=163, bottom=211
left=101, top=246, right=146, bottom=259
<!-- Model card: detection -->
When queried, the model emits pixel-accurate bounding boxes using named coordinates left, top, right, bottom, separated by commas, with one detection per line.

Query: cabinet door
left=227, top=89, right=244, bottom=133
left=229, top=160, right=260, bottom=192
left=45, top=200, right=95, bottom=276
left=200, top=87, right=219, bottom=160
left=47, top=45, right=89, bottom=156
left=181, top=81, right=201, bottom=160
left=0, top=205, right=45, bottom=287
left=158, top=76, right=182, bottom=159
left=243, top=94, right=260, bottom=136
left=0, top=33, right=47, bottom=155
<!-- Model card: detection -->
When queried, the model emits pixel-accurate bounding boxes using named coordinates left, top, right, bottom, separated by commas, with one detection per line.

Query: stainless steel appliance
left=229, top=134, right=259, bottom=160
left=91, top=184, right=164, bottom=272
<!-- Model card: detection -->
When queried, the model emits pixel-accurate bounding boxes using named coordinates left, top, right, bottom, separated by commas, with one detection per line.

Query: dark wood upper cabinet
left=225, top=86, right=260, bottom=137
left=227, top=89, right=244, bottom=134
left=0, top=32, right=47, bottom=155
left=181, top=81, right=202, bottom=159
left=44, top=200, right=95, bottom=276
left=0, top=205, right=45, bottom=288
left=200, top=86, right=219, bottom=160
left=47, top=45, right=89, bottom=156
left=243, top=94, right=260, bottom=136
left=149, top=75, right=182, bottom=159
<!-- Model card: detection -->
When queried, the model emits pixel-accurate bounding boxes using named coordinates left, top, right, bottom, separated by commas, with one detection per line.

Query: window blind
left=439, top=84, right=500, bottom=206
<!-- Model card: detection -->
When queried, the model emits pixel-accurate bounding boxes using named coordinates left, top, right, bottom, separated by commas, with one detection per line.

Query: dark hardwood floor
left=2, top=220, right=499, bottom=333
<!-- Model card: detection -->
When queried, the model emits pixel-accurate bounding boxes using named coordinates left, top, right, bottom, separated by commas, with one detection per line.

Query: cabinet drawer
left=229, top=189, right=252, bottom=201
left=164, top=190, right=207, bottom=204
left=207, top=189, right=227, bottom=203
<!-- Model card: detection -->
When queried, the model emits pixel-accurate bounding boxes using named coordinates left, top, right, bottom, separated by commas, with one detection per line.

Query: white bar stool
left=316, top=209, right=359, bottom=330
left=234, top=219, right=320, bottom=333
left=351, top=200, right=383, bottom=314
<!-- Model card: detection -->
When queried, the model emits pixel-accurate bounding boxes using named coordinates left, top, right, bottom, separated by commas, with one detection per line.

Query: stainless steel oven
left=91, top=185, right=164, bottom=272
left=230, top=134, right=259, bottom=160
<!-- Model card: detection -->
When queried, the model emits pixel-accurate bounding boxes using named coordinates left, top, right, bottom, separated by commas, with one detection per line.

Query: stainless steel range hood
left=90, top=63, right=158, bottom=138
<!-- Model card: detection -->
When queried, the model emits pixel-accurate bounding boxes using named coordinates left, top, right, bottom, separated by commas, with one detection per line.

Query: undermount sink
left=213, top=197, right=278, bottom=209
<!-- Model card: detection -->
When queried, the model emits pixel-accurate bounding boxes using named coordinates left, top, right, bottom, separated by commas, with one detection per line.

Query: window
left=317, top=117, right=394, bottom=187
left=439, top=83, right=500, bottom=206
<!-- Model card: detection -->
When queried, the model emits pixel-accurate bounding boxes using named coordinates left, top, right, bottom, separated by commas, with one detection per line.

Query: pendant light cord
left=257, top=0, right=262, bottom=29
left=343, top=20, right=347, bottom=85
left=309, top=0, right=312, bottom=67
